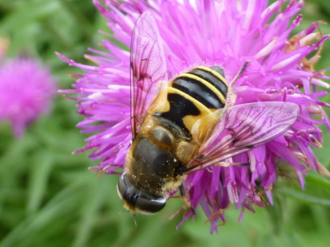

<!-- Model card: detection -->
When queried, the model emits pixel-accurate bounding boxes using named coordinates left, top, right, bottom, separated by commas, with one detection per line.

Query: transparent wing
left=186, top=102, right=299, bottom=173
left=130, top=11, right=168, bottom=136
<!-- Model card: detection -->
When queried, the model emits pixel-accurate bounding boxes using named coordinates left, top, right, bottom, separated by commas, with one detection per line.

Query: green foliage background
left=1, top=0, right=330, bottom=246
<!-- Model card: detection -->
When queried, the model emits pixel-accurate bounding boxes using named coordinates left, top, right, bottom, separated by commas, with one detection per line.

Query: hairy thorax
left=125, top=115, right=198, bottom=198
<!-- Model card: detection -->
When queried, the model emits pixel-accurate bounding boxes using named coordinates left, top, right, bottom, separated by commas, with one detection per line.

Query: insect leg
left=185, top=161, right=250, bottom=174
left=169, top=184, right=195, bottom=220
left=89, top=164, right=122, bottom=177
left=227, top=61, right=249, bottom=107
left=229, top=61, right=249, bottom=86
left=179, top=184, right=196, bottom=215
left=215, top=161, right=250, bottom=167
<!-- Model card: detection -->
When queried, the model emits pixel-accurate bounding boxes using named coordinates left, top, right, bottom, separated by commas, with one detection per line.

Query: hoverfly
left=117, top=12, right=299, bottom=215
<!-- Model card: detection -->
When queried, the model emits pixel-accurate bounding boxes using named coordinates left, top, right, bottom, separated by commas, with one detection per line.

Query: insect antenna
left=229, top=61, right=249, bottom=86
left=205, top=209, right=226, bottom=226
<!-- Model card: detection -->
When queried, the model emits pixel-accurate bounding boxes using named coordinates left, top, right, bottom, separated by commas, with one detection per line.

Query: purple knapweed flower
left=0, top=58, right=56, bottom=138
left=59, top=0, right=330, bottom=233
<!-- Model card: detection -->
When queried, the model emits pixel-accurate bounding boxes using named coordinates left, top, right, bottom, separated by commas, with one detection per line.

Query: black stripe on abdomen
left=188, top=67, right=228, bottom=100
left=172, top=77, right=225, bottom=109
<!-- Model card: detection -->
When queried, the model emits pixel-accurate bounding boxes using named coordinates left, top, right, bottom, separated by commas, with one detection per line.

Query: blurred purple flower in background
left=0, top=57, right=56, bottom=138
left=59, top=0, right=330, bottom=232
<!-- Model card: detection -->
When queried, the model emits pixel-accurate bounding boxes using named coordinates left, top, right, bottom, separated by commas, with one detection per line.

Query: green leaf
left=0, top=1, right=60, bottom=34
left=277, top=175, right=330, bottom=206
left=72, top=174, right=108, bottom=247
left=26, top=151, right=55, bottom=214
left=265, top=195, right=284, bottom=235
left=0, top=182, right=83, bottom=247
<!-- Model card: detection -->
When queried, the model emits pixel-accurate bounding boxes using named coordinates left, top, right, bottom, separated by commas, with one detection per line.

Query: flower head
left=0, top=58, right=56, bottom=137
left=60, top=0, right=330, bottom=233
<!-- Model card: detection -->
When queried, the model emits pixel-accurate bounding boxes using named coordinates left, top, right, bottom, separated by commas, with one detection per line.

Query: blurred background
left=1, top=0, right=330, bottom=246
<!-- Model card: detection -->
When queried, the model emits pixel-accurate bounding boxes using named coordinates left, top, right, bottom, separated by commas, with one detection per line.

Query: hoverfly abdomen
left=155, top=66, right=229, bottom=143
left=171, top=76, right=224, bottom=109
left=188, top=66, right=228, bottom=102
left=156, top=92, right=201, bottom=137
left=172, top=66, right=228, bottom=110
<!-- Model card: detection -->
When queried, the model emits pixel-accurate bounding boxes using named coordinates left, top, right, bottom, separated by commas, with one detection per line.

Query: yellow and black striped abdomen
left=173, top=66, right=228, bottom=108
left=155, top=66, right=228, bottom=140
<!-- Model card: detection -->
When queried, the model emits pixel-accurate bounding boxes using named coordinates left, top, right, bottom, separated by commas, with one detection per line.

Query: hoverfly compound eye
left=117, top=173, right=167, bottom=214
left=117, top=173, right=127, bottom=200
left=135, top=196, right=166, bottom=214
left=117, top=173, right=138, bottom=211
